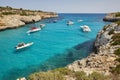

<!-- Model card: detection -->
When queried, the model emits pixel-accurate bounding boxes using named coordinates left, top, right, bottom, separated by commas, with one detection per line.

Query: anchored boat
left=15, top=42, right=33, bottom=50
left=27, top=27, right=41, bottom=33
left=40, top=24, right=45, bottom=28
left=67, top=21, right=74, bottom=25
left=80, top=25, right=91, bottom=32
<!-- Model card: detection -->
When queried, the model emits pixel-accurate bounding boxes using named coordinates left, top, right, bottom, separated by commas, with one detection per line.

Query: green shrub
left=115, top=12, right=120, bottom=17
left=2, top=12, right=15, bottom=15
left=103, top=25, right=110, bottom=31
left=52, top=68, right=73, bottom=75
left=111, top=64, right=120, bottom=74
left=111, top=33, right=120, bottom=45
left=20, top=11, right=28, bottom=16
left=28, top=71, right=65, bottom=80
left=114, top=48, right=120, bottom=56
left=88, top=72, right=110, bottom=80
left=115, top=21, right=120, bottom=26
left=115, top=58, right=120, bottom=62
left=108, top=29, right=114, bottom=35
left=75, top=71, right=89, bottom=80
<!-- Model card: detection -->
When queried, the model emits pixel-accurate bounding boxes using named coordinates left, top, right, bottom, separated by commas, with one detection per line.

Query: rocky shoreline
left=0, top=6, right=58, bottom=31
left=103, top=12, right=120, bottom=22
left=67, top=13, right=120, bottom=76
left=18, top=12, right=120, bottom=80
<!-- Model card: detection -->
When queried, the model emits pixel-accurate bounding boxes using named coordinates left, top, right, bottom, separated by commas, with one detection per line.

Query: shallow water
left=0, top=14, right=108, bottom=80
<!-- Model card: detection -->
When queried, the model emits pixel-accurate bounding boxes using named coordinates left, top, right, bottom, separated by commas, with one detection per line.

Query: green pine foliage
left=111, top=64, right=120, bottom=74
left=111, top=33, right=120, bottom=45
left=114, top=48, right=120, bottom=56
left=115, top=12, right=120, bottom=17
left=108, top=29, right=114, bottom=35
left=27, top=68, right=111, bottom=80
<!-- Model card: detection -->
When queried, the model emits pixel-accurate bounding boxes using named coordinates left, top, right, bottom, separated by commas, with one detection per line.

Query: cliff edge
left=25, top=13, right=120, bottom=80
left=67, top=14, right=120, bottom=76
left=103, top=12, right=120, bottom=22
left=0, top=6, right=58, bottom=31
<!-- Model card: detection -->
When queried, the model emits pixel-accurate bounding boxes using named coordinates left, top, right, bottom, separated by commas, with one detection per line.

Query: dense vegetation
left=115, top=21, right=120, bottom=26
left=114, top=48, right=120, bottom=56
left=103, top=25, right=110, bottom=31
left=115, top=12, right=120, bottom=17
left=111, top=64, right=120, bottom=74
left=0, top=6, right=56, bottom=17
left=108, top=29, right=114, bottom=35
left=27, top=68, right=111, bottom=80
left=111, top=33, right=120, bottom=45
left=112, top=38, right=120, bottom=77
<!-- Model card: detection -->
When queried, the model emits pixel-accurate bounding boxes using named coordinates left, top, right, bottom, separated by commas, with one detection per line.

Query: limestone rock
left=103, top=12, right=120, bottom=22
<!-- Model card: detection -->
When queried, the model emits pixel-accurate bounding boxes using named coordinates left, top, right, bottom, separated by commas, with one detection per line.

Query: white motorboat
left=27, top=27, right=41, bottom=33
left=67, top=21, right=74, bottom=25
left=15, top=42, right=33, bottom=50
left=40, top=24, right=45, bottom=28
left=80, top=25, right=91, bottom=32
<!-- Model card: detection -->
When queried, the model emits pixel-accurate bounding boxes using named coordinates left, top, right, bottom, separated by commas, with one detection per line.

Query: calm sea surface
left=0, top=14, right=109, bottom=80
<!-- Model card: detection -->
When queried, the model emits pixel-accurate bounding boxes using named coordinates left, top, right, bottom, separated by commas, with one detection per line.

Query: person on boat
left=18, top=42, right=25, bottom=47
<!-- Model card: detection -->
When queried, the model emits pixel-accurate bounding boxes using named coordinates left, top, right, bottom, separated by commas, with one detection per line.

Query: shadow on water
left=2, top=39, right=95, bottom=80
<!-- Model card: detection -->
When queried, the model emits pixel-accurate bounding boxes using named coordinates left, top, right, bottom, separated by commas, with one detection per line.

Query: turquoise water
left=0, top=14, right=108, bottom=80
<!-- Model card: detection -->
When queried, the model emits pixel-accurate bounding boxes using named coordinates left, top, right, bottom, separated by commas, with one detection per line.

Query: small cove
left=0, top=14, right=108, bottom=80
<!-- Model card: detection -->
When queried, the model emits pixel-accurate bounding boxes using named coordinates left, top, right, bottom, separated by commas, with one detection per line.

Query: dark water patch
left=2, top=39, right=94, bottom=80
left=74, top=39, right=95, bottom=51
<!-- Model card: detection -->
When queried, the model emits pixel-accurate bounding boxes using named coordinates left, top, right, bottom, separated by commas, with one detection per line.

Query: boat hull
left=16, top=42, right=33, bottom=50
left=27, top=28, right=41, bottom=33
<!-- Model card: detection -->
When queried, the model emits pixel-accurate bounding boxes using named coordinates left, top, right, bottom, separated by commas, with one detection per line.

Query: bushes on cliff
left=28, top=68, right=71, bottom=80
left=115, top=58, right=120, bottom=62
left=115, top=12, right=120, bottom=17
left=2, top=12, right=16, bottom=15
left=75, top=71, right=89, bottom=80
left=28, top=71, right=65, bottom=80
left=27, top=67, right=111, bottom=80
left=114, top=48, right=120, bottom=56
left=111, top=33, right=120, bottom=45
left=52, top=68, right=73, bottom=75
left=88, top=72, right=110, bottom=80
left=75, top=71, right=110, bottom=80
left=108, top=29, right=114, bottom=35
left=111, top=64, right=120, bottom=74
left=115, top=21, right=120, bottom=26
left=103, top=25, right=110, bottom=31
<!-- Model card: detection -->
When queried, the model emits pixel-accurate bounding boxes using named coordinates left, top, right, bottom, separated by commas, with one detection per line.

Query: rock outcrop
left=67, top=13, right=120, bottom=75
left=67, top=53, right=119, bottom=75
left=94, top=23, right=120, bottom=54
left=0, top=6, right=58, bottom=31
left=103, top=12, right=120, bottom=22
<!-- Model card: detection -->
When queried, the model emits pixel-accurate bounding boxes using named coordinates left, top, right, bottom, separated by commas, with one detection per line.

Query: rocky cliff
left=103, top=12, right=120, bottom=22
left=67, top=14, right=120, bottom=76
left=0, top=6, right=58, bottom=31
left=24, top=13, right=120, bottom=80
